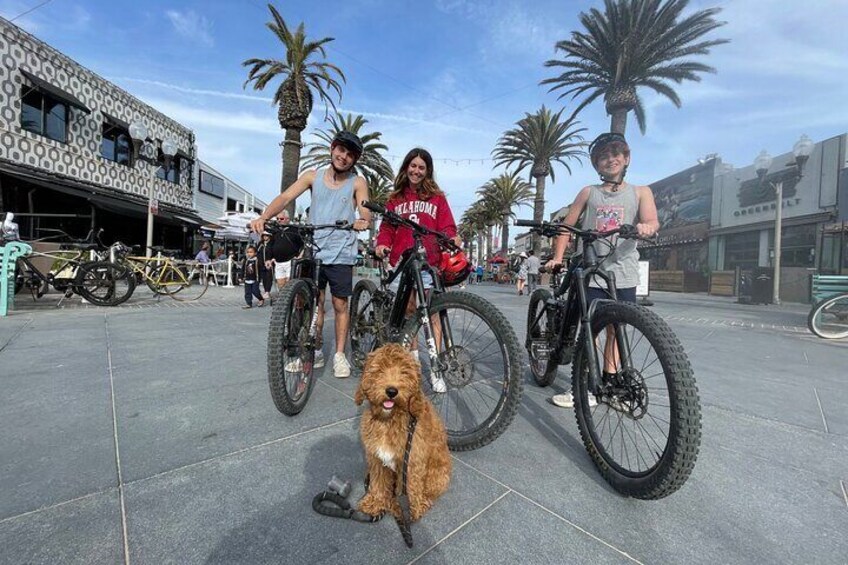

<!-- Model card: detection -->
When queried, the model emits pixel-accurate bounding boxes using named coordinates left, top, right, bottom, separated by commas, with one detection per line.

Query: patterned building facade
left=0, top=17, right=200, bottom=248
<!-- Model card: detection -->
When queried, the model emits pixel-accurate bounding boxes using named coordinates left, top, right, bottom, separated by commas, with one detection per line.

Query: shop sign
left=733, top=197, right=801, bottom=217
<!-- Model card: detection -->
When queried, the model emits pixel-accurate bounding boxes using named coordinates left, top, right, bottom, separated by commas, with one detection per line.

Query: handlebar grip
left=514, top=219, right=541, bottom=227
left=362, top=201, right=386, bottom=214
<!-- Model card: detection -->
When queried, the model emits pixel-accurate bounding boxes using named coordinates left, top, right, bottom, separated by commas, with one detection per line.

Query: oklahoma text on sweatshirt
left=375, top=187, right=457, bottom=267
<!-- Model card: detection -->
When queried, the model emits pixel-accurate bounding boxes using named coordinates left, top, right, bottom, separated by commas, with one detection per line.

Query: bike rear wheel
left=267, top=279, right=317, bottom=416
left=75, top=261, right=136, bottom=306
left=572, top=301, right=701, bottom=499
left=807, top=294, right=848, bottom=339
left=402, top=291, right=522, bottom=451
left=527, top=288, right=559, bottom=387
left=350, top=279, right=382, bottom=370
left=167, top=263, right=209, bottom=301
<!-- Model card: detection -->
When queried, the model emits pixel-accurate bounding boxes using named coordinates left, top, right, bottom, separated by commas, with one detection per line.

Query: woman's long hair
left=389, top=147, right=444, bottom=201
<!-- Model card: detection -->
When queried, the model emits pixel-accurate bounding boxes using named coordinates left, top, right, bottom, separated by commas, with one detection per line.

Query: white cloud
left=165, top=10, right=214, bottom=47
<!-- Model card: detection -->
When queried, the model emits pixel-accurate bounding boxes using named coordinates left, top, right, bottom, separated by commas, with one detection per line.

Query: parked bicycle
left=1, top=215, right=132, bottom=307
left=263, top=219, right=355, bottom=416
left=348, top=201, right=523, bottom=451
left=108, top=244, right=209, bottom=303
left=519, top=219, right=701, bottom=499
left=808, top=292, right=848, bottom=339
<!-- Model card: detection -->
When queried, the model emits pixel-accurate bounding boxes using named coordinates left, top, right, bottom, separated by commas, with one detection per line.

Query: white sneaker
left=285, top=358, right=303, bottom=373
left=314, top=350, right=325, bottom=368
left=334, top=352, right=351, bottom=378
left=430, top=375, right=447, bottom=393
left=551, top=392, right=597, bottom=408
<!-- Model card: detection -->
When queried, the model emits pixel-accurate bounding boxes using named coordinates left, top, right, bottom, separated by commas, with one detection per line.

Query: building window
left=199, top=171, right=225, bottom=199
left=156, top=156, right=180, bottom=184
left=20, top=86, right=68, bottom=143
left=227, top=198, right=238, bottom=211
left=254, top=207, right=262, bottom=215
left=770, top=224, right=816, bottom=268
left=724, top=231, right=760, bottom=270
left=101, top=121, right=132, bottom=165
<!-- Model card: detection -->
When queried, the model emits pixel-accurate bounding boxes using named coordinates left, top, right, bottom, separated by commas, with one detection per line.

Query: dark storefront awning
left=20, top=69, right=91, bottom=115
left=0, top=160, right=203, bottom=228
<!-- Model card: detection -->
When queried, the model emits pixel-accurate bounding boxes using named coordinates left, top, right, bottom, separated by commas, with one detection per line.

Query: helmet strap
left=598, top=165, right=628, bottom=191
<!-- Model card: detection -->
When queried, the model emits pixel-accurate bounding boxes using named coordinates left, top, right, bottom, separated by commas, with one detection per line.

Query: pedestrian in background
left=256, top=232, right=274, bottom=300
left=241, top=245, right=264, bottom=309
left=195, top=242, right=211, bottom=264
left=516, top=252, right=528, bottom=295
left=526, top=249, right=540, bottom=293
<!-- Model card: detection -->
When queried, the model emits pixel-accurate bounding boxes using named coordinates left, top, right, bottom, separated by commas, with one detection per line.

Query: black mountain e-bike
left=349, top=201, right=522, bottom=451
left=518, top=219, right=701, bottom=499
left=264, top=220, right=354, bottom=416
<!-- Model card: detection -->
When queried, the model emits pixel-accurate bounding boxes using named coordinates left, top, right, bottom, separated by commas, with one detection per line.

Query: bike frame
left=376, top=232, right=455, bottom=375
left=534, top=233, right=634, bottom=395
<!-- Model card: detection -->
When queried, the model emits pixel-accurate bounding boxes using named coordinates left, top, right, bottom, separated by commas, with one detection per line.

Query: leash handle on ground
left=311, top=491, right=382, bottom=523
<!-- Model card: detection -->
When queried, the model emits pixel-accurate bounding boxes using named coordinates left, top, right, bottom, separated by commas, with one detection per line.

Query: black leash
left=395, top=415, right=418, bottom=548
left=310, top=415, right=419, bottom=548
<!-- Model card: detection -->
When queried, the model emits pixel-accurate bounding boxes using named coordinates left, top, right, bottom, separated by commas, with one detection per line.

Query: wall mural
left=0, top=21, right=194, bottom=210
left=649, top=159, right=716, bottom=230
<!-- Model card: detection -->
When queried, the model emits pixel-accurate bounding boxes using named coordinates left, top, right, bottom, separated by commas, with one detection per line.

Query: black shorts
left=586, top=286, right=637, bottom=306
left=318, top=264, right=353, bottom=298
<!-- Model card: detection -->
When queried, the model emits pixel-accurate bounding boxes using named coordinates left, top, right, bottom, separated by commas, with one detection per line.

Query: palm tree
left=478, top=172, right=534, bottom=256
left=541, top=0, right=728, bottom=134
left=363, top=169, right=393, bottom=241
left=493, top=106, right=586, bottom=254
left=460, top=204, right=487, bottom=264
left=242, top=3, right=345, bottom=215
left=465, top=200, right=499, bottom=262
left=301, top=113, right=393, bottom=181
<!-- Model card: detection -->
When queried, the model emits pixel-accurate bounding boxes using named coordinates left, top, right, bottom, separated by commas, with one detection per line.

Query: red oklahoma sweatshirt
left=375, top=188, right=457, bottom=267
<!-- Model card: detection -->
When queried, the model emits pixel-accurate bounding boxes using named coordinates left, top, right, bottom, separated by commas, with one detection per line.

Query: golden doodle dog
left=354, top=343, right=451, bottom=522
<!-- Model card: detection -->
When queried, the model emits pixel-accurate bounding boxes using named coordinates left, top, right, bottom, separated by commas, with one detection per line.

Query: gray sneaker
left=314, top=350, right=325, bottom=368
left=551, top=392, right=597, bottom=408
left=333, top=352, right=351, bottom=378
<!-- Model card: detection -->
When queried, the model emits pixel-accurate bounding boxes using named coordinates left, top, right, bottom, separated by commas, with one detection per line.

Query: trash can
left=751, top=267, right=773, bottom=305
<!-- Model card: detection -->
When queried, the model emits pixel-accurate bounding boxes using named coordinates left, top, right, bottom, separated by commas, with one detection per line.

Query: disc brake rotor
left=440, top=346, right=474, bottom=388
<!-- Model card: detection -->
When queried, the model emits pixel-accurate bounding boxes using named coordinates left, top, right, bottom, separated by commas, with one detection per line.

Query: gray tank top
left=581, top=183, right=640, bottom=288
left=311, top=169, right=357, bottom=265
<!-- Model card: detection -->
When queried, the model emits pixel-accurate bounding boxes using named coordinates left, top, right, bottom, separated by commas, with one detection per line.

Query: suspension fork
left=603, top=272, right=634, bottom=373
left=575, top=269, right=601, bottom=394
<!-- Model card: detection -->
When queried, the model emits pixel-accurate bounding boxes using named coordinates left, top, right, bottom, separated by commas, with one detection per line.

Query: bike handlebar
left=514, top=219, right=655, bottom=243
left=258, top=219, right=352, bottom=234
left=362, top=201, right=460, bottom=252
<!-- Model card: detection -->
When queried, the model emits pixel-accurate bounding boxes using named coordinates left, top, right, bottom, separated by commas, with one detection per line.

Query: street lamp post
left=754, top=134, right=814, bottom=305
left=128, top=121, right=178, bottom=258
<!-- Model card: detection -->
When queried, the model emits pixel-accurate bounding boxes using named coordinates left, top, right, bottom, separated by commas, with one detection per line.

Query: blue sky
left=3, top=0, right=847, bottom=228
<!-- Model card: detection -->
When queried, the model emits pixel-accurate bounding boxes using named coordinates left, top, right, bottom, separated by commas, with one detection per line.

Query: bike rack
left=1, top=241, right=33, bottom=316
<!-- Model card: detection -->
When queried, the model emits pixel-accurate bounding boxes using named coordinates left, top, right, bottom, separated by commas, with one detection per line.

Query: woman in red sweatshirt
left=374, top=147, right=462, bottom=392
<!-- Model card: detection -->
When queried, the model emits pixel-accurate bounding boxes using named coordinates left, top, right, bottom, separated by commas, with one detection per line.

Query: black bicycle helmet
left=332, top=131, right=364, bottom=157
left=588, top=132, right=628, bottom=159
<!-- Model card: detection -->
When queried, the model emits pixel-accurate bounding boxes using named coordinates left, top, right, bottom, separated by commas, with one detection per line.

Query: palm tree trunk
left=610, top=111, right=627, bottom=135
left=476, top=233, right=483, bottom=265
left=486, top=225, right=493, bottom=260
left=532, top=173, right=545, bottom=255
left=281, top=127, right=303, bottom=217
left=501, top=215, right=509, bottom=256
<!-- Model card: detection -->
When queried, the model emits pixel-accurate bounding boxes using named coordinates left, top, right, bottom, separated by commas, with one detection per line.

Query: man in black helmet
left=546, top=132, right=659, bottom=408
left=251, top=131, right=371, bottom=378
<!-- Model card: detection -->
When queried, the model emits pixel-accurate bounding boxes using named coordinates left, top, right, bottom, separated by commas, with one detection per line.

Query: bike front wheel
left=75, top=261, right=136, bottom=306
left=350, top=279, right=382, bottom=370
left=808, top=294, right=848, bottom=339
left=572, top=301, right=701, bottom=499
left=267, top=279, right=317, bottom=416
left=402, top=291, right=522, bottom=451
left=527, top=288, right=559, bottom=387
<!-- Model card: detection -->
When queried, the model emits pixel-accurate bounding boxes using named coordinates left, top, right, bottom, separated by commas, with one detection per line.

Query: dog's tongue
left=382, top=400, right=395, bottom=409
